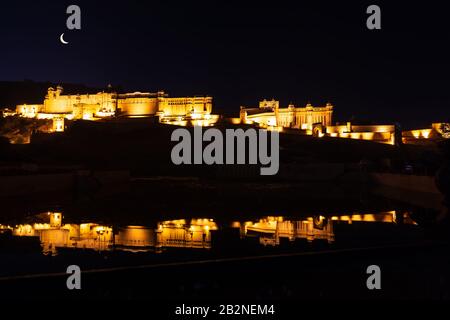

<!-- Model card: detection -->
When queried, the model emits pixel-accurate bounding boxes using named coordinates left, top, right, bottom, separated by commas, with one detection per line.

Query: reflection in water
left=1, top=213, right=218, bottom=255
left=234, top=216, right=335, bottom=245
left=156, top=219, right=217, bottom=250
left=330, top=211, right=416, bottom=224
left=11, top=213, right=114, bottom=255
left=115, top=219, right=218, bottom=253
left=233, top=211, right=417, bottom=246
left=0, top=210, right=417, bottom=255
left=0, top=225, right=13, bottom=233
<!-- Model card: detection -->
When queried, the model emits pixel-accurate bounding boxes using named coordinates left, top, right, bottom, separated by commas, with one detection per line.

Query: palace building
left=9, top=88, right=449, bottom=145
left=15, top=86, right=216, bottom=127
left=239, top=99, right=333, bottom=131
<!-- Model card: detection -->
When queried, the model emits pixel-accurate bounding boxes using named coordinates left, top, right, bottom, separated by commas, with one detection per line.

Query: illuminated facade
left=326, top=122, right=397, bottom=145
left=52, top=117, right=65, bottom=132
left=325, top=122, right=450, bottom=145
left=0, top=108, right=16, bottom=117
left=240, top=99, right=333, bottom=131
left=238, top=100, right=448, bottom=145
left=402, top=123, right=450, bottom=144
left=15, top=86, right=216, bottom=127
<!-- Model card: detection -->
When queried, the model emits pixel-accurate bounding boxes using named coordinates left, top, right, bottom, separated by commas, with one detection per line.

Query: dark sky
left=1, top=0, right=449, bottom=127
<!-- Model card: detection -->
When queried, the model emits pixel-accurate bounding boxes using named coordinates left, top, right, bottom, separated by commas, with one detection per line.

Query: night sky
left=1, top=1, right=449, bottom=127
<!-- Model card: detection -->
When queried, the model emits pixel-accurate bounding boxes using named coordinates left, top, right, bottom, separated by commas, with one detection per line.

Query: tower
left=55, top=85, right=63, bottom=98
left=49, top=212, right=62, bottom=228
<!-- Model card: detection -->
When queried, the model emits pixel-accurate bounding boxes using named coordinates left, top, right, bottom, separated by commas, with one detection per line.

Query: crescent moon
left=60, top=33, right=69, bottom=45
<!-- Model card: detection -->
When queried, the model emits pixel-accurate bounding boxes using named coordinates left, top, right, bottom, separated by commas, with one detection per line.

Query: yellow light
left=231, top=221, right=241, bottom=228
left=422, top=130, right=431, bottom=139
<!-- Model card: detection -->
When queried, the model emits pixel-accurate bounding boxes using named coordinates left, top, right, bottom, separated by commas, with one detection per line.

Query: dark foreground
left=1, top=214, right=449, bottom=302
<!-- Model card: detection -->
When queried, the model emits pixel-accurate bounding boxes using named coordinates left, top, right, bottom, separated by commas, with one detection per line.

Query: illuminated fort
left=15, top=86, right=218, bottom=130
left=239, top=99, right=449, bottom=145
left=239, top=99, right=399, bottom=143
left=240, top=99, right=333, bottom=131
left=6, top=89, right=449, bottom=144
